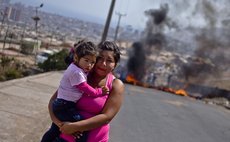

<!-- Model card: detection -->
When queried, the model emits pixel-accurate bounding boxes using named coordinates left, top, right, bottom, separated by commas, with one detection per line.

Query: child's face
left=78, top=55, right=96, bottom=73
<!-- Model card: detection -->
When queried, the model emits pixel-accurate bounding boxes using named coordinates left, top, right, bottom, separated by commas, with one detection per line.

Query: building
left=0, top=1, right=22, bottom=22
left=3, top=6, right=21, bottom=21
left=8, top=7, right=21, bottom=21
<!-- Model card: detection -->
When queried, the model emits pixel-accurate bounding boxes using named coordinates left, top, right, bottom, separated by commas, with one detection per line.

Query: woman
left=45, top=41, right=124, bottom=142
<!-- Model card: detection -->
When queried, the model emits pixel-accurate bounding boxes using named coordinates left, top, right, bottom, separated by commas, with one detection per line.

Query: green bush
left=38, top=49, right=69, bottom=71
left=1, top=56, right=14, bottom=68
left=4, top=68, right=23, bottom=80
left=0, top=57, right=24, bottom=81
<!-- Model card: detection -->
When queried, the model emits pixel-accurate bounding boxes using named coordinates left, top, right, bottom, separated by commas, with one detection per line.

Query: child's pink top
left=76, top=73, right=115, bottom=142
left=58, top=63, right=102, bottom=102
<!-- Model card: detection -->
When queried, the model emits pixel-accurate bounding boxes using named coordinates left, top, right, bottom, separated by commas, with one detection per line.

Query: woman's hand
left=73, top=132, right=83, bottom=139
left=60, top=122, right=78, bottom=135
left=60, top=122, right=83, bottom=139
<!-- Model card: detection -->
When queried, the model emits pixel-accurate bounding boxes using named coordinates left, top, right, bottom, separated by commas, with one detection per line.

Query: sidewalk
left=0, top=71, right=63, bottom=142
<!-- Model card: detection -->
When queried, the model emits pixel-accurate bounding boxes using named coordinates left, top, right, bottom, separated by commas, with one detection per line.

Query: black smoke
left=144, top=3, right=169, bottom=25
left=180, top=0, right=230, bottom=83
left=127, top=4, right=169, bottom=81
left=143, top=3, right=169, bottom=52
left=127, top=42, right=146, bottom=80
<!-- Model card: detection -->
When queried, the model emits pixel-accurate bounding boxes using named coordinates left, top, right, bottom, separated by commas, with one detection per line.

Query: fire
left=125, top=74, right=190, bottom=97
left=158, top=87, right=189, bottom=97
left=175, top=89, right=188, bottom=97
left=126, top=74, right=138, bottom=85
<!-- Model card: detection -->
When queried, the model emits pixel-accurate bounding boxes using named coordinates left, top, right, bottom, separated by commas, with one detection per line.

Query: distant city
left=0, top=0, right=141, bottom=45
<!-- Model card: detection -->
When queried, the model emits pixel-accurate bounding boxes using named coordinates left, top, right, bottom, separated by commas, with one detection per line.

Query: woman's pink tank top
left=76, top=73, right=115, bottom=142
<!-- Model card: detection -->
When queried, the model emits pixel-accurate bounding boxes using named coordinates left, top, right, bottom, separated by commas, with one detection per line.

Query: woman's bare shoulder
left=113, top=78, right=124, bottom=85
left=112, top=78, right=125, bottom=93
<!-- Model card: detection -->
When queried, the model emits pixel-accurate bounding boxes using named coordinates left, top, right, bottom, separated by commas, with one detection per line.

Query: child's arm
left=75, top=82, right=109, bottom=97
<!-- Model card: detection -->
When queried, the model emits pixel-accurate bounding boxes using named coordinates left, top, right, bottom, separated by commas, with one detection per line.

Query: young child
left=41, top=40, right=109, bottom=142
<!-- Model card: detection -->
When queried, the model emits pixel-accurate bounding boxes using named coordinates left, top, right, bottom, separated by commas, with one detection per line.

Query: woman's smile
left=97, top=67, right=106, bottom=72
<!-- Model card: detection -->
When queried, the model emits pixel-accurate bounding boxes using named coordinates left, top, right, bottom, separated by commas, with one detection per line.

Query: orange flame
left=175, top=89, right=188, bottom=97
left=125, top=74, right=190, bottom=97
left=126, top=74, right=138, bottom=85
left=159, top=87, right=189, bottom=97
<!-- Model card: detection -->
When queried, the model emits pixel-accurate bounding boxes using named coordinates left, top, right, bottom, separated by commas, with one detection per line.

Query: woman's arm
left=60, top=79, right=125, bottom=134
left=48, top=90, right=63, bottom=127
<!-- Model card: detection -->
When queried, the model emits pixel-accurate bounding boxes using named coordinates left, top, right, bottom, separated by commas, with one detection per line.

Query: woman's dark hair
left=75, top=40, right=98, bottom=59
left=98, top=41, right=121, bottom=64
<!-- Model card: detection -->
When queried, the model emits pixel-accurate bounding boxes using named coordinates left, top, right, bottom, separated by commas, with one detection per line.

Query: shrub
left=4, top=68, right=23, bottom=80
left=0, top=56, right=15, bottom=71
left=38, top=49, right=69, bottom=71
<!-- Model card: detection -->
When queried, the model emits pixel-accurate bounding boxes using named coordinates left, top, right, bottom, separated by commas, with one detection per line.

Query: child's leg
left=40, top=123, right=60, bottom=142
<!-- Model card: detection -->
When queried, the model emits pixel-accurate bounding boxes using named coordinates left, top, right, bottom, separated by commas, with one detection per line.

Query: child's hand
left=56, top=121, right=64, bottom=128
left=102, top=86, right=109, bottom=95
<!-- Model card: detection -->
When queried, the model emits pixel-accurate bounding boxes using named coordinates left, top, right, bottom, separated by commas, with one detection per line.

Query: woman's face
left=94, top=50, right=116, bottom=76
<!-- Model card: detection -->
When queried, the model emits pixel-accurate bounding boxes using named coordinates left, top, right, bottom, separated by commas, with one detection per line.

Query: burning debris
left=122, top=1, right=230, bottom=108
left=126, top=3, right=171, bottom=83
left=127, top=42, right=146, bottom=81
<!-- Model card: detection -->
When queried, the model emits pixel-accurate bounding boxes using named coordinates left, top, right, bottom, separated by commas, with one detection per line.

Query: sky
left=11, top=0, right=149, bottom=29
left=10, top=0, right=230, bottom=29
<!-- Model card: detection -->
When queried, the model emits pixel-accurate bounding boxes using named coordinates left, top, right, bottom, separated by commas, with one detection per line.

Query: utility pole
left=32, top=3, right=43, bottom=53
left=0, top=9, right=8, bottom=38
left=114, top=12, right=126, bottom=41
left=101, top=0, right=116, bottom=42
left=32, top=3, right=43, bottom=64
left=32, top=3, right=43, bottom=35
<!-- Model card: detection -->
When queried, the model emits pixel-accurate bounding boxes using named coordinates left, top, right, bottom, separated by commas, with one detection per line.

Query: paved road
left=110, top=84, right=230, bottom=142
left=0, top=71, right=230, bottom=142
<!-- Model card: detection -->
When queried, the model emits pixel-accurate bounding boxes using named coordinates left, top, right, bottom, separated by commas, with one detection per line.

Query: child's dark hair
left=98, top=41, right=121, bottom=64
left=75, top=40, right=98, bottom=59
